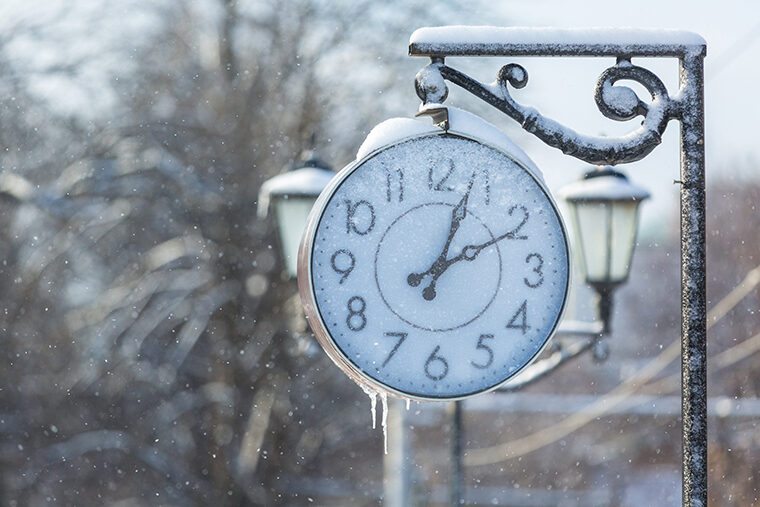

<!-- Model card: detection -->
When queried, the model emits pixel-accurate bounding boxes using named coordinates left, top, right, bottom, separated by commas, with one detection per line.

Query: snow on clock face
left=298, top=131, right=570, bottom=400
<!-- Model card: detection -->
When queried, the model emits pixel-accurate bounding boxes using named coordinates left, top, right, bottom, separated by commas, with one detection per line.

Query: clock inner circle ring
left=374, top=203, right=502, bottom=332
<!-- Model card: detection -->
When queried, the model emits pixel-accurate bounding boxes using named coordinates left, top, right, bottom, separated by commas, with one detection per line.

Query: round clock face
left=299, top=132, right=570, bottom=400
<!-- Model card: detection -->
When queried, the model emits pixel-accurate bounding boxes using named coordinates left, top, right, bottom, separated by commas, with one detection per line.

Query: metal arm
left=416, top=59, right=674, bottom=166
left=409, top=27, right=707, bottom=506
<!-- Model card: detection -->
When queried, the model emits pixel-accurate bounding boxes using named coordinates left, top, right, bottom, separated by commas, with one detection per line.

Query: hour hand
left=459, top=221, right=529, bottom=261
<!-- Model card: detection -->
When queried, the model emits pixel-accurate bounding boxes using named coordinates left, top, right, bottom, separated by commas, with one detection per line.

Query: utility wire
left=707, top=20, right=760, bottom=83
left=464, top=264, right=760, bottom=467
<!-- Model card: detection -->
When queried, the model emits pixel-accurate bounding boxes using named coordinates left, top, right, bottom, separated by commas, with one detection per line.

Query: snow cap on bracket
left=356, top=105, right=544, bottom=183
left=409, top=26, right=706, bottom=48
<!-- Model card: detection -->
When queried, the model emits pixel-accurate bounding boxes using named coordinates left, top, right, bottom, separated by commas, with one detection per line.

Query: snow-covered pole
left=410, top=26, right=707, bottom=506
left=678, top=51, right=707, bottom=507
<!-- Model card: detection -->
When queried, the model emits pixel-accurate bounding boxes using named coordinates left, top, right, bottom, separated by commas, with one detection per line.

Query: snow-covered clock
left=297, top=108, right=570, bottom=401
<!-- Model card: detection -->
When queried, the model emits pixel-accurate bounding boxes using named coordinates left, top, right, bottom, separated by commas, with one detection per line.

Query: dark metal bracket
left=408, top=27, right=707, bottom=506
left=415, top=59, right=674, bottom=166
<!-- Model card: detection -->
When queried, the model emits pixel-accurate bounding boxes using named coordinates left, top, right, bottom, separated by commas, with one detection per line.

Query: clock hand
left=458, top=229, right=527, bottom=261
left=457, top=204, right=529, bottom=261
left=409, top=205, right=529, bottom=294
left=407, top=169, right=476, bottom=300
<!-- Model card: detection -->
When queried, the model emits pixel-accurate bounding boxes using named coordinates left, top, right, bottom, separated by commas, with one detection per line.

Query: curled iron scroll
left=415, top=59, right=677, bottom=166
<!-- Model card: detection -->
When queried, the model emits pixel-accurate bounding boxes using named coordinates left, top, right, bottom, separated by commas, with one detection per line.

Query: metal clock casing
left=298, top=130, right=570, bottom=401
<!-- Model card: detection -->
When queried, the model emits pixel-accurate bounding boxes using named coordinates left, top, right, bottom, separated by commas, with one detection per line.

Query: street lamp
left=258, top=150, right=335, bottom=278
left=559, top=166, right=650, bottom=333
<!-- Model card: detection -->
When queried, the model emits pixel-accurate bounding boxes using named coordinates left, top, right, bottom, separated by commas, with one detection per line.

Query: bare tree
left=0, top=1, right=489, bottom=504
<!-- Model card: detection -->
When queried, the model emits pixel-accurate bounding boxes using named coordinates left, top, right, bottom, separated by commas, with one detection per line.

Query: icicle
left=359, top=385, right=389, bottom=453
left=361, top=384, right=378, bottom=429
left=405, top=398, right=411, bottom=411
left=380, top=391, right=388, bottom=455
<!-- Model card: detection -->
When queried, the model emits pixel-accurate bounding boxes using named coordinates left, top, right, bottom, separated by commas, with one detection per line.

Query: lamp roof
left=257, top=153, right=335, bottom=218
left=293, top=150, right=332, bottom=173
left=559, top=166, right=650, bottom=203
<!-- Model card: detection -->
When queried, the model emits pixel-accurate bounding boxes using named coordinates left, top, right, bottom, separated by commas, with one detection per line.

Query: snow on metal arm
left=414, top=59, right=675, bottom=166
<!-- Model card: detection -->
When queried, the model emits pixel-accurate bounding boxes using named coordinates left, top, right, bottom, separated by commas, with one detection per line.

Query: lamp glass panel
left=274, top=196, right=319, bottom=278
left=610, top=201, right=639, bottom=282
left=573, top=202, right=611, bottom=283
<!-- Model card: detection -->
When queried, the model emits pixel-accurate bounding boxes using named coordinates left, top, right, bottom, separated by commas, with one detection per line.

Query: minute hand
left=407, top=169, right=476, bottom=301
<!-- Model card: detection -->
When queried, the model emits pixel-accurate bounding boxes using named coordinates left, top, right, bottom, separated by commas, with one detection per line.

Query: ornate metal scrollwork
left=415, top=59, right=677, bottom=166
left=410, top=28, right=707, bottom=503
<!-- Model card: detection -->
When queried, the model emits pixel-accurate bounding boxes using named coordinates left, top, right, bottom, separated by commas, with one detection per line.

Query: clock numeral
left=428, top=158, right=456, bottom=192
left=506, top=300, right=530, bottom=335
left=507, top=205, right=529, bottom=240
left=424, top=345, right=449, bottom=381
left=346, top=296, right=367, bottom=331
left=385, top=167, right=404, bottom=202
left=428, top=161, right=490, bottom=204
left=382, top=331, right=407, bottom=367
left=330, top=249, right=355, bottom=284
left=471, top=334, right=495, bottom=369
left=345, top=200, right=375, bottom=235
left=524, top=253, right=544, bottom=288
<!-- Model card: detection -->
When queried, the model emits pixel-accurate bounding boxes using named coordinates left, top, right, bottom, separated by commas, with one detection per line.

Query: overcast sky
left=483, top=0, right=760, bottom=233
left=2, top=0, right=757, bottom=234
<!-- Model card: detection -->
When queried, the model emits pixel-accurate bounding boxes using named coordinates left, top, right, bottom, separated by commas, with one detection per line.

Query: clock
left=298, top=127, right=570, bottom=401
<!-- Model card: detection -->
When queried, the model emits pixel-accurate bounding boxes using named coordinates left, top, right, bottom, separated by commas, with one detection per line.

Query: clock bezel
left=297, top=129, right=571, bottom=401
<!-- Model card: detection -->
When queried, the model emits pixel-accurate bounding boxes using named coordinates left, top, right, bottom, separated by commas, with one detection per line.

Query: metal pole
left=409, top=28, right=708, bottom=505
left=384, top=398, right=410, bottom=507
left=678, top=52, right=707, bottom=506
left=448, top=400, right=463, bottom=506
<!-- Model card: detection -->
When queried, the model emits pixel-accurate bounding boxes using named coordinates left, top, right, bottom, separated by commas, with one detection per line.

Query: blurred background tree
left=0, top=0, right=482, bottom=504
